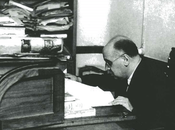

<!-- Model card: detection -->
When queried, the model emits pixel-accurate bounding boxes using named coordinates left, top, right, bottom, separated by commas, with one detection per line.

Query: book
left=65, top=91, right=96, bottom=119
left=64, top=78, right=115, bottom=118
left=0, top=16, right=24, bottom=26
left=65, top=78, right=114, bottom=108
left=40, top=34, right=67, bottom=39
left=0, top=26, right=25, bottom=36
left=65, top=98, right=92, bottom=112
left=64, top=108, right=96, bottom=119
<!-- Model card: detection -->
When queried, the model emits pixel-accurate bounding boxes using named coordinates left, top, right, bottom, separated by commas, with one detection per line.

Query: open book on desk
left=65, top=78, right=114, bottom=108
left=65, top=78, right=131, bottom=119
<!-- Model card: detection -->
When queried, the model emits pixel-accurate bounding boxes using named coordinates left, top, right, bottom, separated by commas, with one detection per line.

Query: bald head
left=103, top=35, right=139, bottom=58
left=103, top=35, right=141, bottom=79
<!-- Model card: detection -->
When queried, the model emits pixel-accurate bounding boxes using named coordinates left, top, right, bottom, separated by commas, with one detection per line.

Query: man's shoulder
left=140, top=56, right=166, bottom=73
left=142, top=56, right=166, bottom=68
left=134, top=56, right=167, bottom=83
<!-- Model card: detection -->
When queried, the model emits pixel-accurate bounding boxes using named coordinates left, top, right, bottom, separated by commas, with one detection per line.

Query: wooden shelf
left=0, top=0, right=77, bottom=74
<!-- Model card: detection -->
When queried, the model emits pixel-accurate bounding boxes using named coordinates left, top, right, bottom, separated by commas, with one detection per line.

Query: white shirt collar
left=127, top=58, right=142, bottom=85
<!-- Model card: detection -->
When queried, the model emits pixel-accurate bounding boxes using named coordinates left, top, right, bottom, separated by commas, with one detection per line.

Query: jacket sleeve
left=81, top=74, right=127, bottom=94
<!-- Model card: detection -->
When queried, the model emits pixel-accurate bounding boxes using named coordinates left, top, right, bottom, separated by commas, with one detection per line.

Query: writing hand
left=110, top=96, right=133, bottom=112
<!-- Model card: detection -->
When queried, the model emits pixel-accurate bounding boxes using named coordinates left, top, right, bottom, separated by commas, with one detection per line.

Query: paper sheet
left=65, top=78, right=114, bottom=108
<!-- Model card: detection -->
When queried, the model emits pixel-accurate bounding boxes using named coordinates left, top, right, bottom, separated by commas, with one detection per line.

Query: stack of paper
left=64, top=78, right=114, bottom=118
left=65, top=78, right=114, bottom=107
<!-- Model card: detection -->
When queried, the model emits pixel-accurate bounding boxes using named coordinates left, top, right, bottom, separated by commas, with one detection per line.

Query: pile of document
left=65, top=78, right=114, bottom=119
left=0, top=0, right=73, bottom=32
left=0, top=0, right=71, bottom=56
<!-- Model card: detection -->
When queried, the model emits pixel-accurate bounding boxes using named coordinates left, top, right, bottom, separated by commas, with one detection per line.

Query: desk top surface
left=39, top=106, right=136, bottom=129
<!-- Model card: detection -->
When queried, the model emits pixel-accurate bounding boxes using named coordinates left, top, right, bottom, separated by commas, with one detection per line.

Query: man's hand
left=110, top=96, right=133, bottom=112
left=65, top=73, right=82, bottom=82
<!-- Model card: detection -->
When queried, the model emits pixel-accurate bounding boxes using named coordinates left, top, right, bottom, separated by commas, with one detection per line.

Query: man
left=66, top=35, right=168, bottom=130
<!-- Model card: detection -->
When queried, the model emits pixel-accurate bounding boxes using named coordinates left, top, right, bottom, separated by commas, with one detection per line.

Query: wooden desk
left=22, top=106, right=136, bottom=130
left=0, top=104, right=136, bottom=130
left=0, top=62, right=136, bottom=130
left=0, top=65, right=65, bottom=130
left=24, top=114, right=136, bottom=130
left=42, top=116, right=135, bottom=130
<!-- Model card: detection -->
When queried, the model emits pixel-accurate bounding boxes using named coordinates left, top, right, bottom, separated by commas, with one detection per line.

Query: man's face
left=103, top=48, right=127, bottom=79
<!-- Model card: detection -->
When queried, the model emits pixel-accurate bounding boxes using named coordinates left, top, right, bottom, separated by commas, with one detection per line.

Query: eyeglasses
left=105, top=53, right=125, bottom=68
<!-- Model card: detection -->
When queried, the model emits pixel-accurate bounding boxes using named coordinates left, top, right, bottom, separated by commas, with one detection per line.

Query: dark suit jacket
left=81, top=57, right=168, bottom=130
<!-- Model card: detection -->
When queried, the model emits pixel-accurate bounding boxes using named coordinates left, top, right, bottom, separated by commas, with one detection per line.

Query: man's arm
left=65, top=72, right=127, bottom=95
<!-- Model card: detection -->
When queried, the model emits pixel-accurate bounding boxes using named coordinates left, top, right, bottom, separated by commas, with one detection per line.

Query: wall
left=76, top=0, right=175, bottom=74
left=143, top=0, right=175, bottom=62
left=76, top=0, right=111, bottom=74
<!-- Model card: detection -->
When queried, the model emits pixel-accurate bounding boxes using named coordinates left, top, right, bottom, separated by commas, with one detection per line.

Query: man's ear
left=123, top=54, right=130, bottom=67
